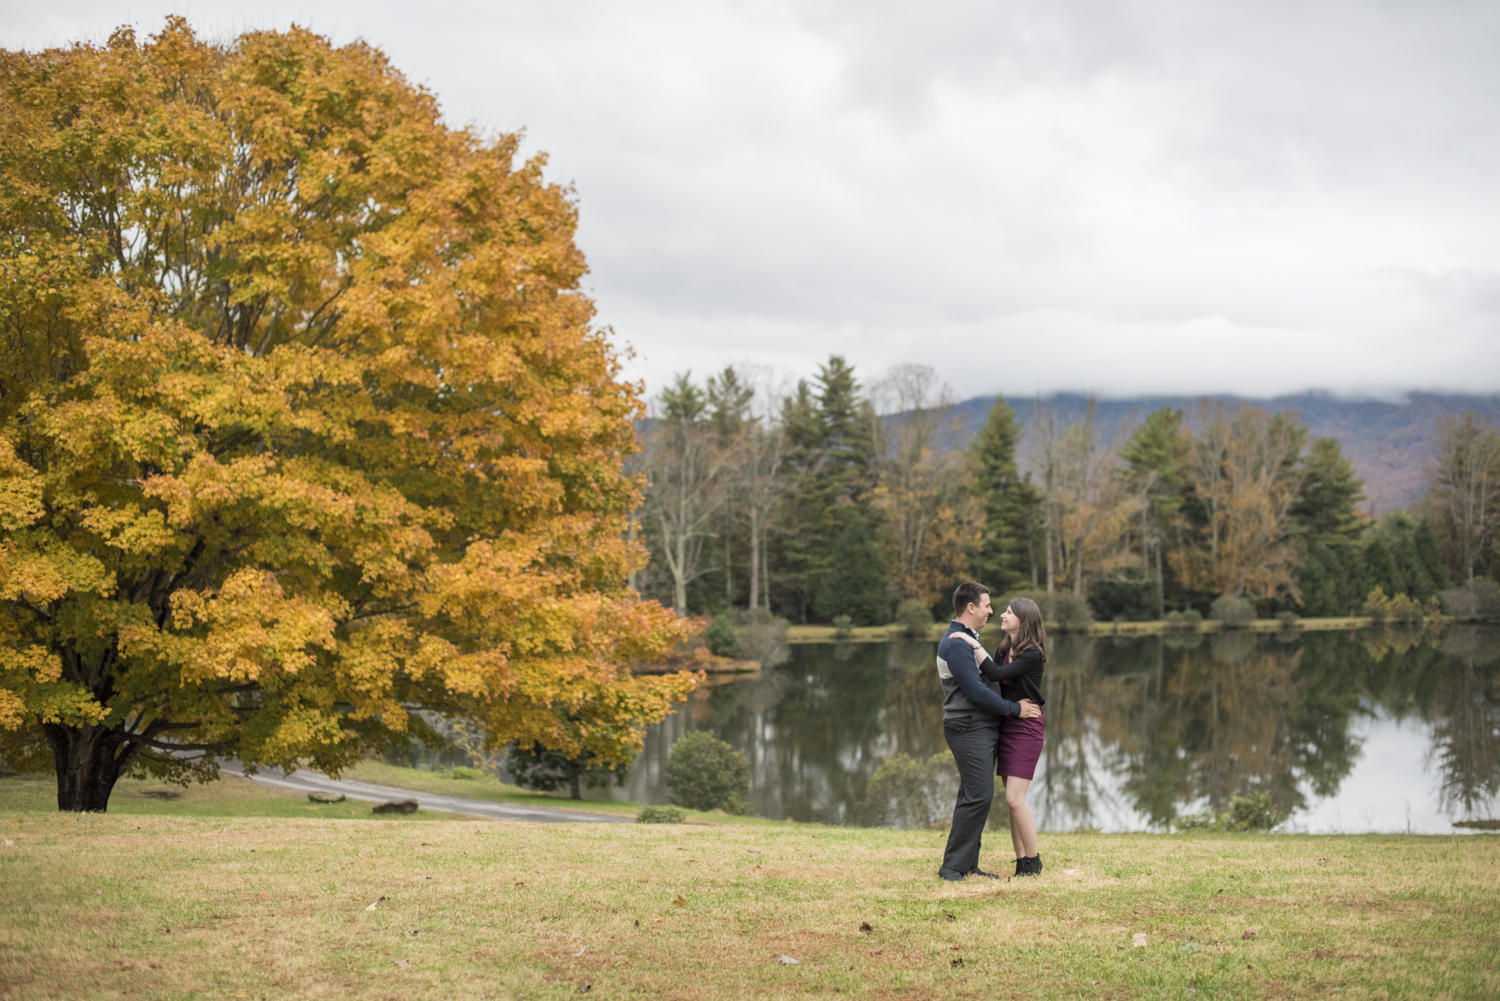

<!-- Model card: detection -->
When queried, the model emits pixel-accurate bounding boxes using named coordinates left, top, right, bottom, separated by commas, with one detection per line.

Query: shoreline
left=782, top=614, right=1465, bottom=644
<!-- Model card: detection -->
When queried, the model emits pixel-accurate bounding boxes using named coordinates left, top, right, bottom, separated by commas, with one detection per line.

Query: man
left=936, top=581, right=1040, bottom=881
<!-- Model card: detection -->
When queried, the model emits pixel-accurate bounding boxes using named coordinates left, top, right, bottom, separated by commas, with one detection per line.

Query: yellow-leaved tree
left=0, top=19, right=696, bottom=811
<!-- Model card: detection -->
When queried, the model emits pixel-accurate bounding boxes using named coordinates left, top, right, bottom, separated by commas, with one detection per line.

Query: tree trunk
left=1155, top=543, right=1165, bottom=619
left=673, top=532, right=689, bottom=614
left=44, top=722, right=137, bottom=812
left=748, top=508, right=760, bottom=609
left=568, top=764, right=582, bottom=801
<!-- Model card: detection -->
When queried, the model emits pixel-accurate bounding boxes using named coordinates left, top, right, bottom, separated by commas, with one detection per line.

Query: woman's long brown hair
left=997, top=596, right=1048, bottom=662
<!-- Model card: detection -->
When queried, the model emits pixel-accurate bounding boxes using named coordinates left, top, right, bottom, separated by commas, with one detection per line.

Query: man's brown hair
left=951, top=581, right=990, bottom=616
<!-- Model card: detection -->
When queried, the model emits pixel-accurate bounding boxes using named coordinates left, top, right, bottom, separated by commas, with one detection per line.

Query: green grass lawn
left=0, top=782, right=1496, bottom=1000
left=0, top=772, right=465, bottom=822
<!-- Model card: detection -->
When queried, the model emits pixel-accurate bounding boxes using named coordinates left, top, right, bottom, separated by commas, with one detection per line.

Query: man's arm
left=940, top=636, right=1022, bottom=718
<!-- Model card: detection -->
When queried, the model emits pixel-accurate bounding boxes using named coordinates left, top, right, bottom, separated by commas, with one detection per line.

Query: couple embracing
left=935, top=582, right=1047, bottom=881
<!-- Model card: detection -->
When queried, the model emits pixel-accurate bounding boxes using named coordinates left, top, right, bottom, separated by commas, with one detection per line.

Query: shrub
left=636, top=806, right=685, bottom=824
left=1467, top=576, right=1500, bottom=621
left=704, top=614, right=742, bottom=658
left=663, top=731, right=750, bottom=813
left=894, top=599, right=934, bottom=637
left=1439, top=586, right=1480, bottom=619
left=1210, top=595, right=1256, bottom=627
left=1275, top=611, right=1299, bottom=630
left=861, top=752, right=956, bottom=829
left=735, top=608, right=790, bottom=668
left=1363, top=586, right=1426, bottom=623
left=1387, top=592, right=1423, bottom=622
left=1174, top=792, right=1286, bottom=832
left=505, top=744, right=624, bottom=800
left=1164, top=608, right=1204, bottom=632
left=1088, top=579, right=1161, bottom=621
left=832, top=614, right=854, bottom=639
left=441, top=766, right=484, bottom=780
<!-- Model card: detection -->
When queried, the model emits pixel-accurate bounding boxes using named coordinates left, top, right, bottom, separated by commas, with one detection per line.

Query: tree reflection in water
left=606, top=626, right=1499, bottom=832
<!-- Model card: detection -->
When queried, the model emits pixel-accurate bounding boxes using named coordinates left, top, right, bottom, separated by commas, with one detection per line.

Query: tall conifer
left=968, top=395, right=1040, bottom=593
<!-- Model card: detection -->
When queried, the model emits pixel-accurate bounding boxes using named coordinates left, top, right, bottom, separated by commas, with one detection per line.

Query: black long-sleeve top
left=977, top=645, right=1046, bottom=708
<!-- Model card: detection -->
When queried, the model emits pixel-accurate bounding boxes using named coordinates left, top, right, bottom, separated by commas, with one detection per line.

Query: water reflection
left=598, top=626, right=1500, bottom=833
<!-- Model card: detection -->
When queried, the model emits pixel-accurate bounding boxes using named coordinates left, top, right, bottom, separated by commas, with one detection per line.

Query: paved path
left=218, top=761, right=631, bottom=824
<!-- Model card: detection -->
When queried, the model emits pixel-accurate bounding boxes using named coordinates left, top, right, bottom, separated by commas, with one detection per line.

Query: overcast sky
left=8, top=1, right=1499, bottom=404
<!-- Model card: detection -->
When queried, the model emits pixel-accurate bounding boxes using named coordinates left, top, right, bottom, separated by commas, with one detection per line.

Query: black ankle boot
left=1013, top=857, right=1027, bottom=877
left=1028, top=854, right=1042, bottom=875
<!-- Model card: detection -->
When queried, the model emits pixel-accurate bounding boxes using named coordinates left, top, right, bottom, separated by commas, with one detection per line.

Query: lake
left=592, top=625, right=1500, bottom=834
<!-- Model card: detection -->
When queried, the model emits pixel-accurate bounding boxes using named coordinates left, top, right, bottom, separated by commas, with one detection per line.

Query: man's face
left=969, top=594, right=994, bottom=624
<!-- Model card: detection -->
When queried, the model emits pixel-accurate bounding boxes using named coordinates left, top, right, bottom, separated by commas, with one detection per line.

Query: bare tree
left=1429, top=412, right=1500, bottom=581
left=871, top=365, right=980, bottom=606
left=639, top=374, right=732, bottom=614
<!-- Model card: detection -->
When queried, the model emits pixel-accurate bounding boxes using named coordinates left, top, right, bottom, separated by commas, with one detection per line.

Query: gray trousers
left=940, top=713, right=1000, bottom=877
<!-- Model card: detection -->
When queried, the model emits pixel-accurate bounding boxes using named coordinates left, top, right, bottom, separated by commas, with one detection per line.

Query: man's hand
left=1018, top=699, right=1041, bottom=719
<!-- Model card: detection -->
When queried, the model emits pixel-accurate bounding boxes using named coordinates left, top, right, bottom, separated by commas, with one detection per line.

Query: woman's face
left=999, top=606, right=1019, bottom=633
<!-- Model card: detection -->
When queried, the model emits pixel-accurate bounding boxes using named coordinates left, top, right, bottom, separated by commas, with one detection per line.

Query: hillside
left=927, top=392, right=1500, bottom=514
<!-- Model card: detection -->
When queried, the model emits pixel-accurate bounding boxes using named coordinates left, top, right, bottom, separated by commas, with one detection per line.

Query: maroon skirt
left=996, top=712, right=1044, bottom=780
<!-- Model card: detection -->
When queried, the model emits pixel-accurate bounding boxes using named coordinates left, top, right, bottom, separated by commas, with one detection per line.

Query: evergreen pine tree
left=1291, top=438, right=1365, bottom=539
left=1332, top=544, right=1370, bottom=616
left=967, top=395, right=1040, bottom=593
left=1120, top=406, right=1193, bottom=615
left=1299, top=541, right=1339, bottom=616
left=1392, top=528, right=1437, bottom=600
left=814, top=513, right=891, bottom=626
left=773, top=380, right=827, bottom=620
left=814, top=356, right=879, bottom=505
left=1364, top=537, right=1400, bottom=597
left=1414, top=519, right=1452, bottom=592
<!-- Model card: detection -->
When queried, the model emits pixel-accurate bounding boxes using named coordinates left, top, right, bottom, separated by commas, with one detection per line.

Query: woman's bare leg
left=999, top=773, right=1023, bottom=857
left=1004, top=776, right=1037, bottom=857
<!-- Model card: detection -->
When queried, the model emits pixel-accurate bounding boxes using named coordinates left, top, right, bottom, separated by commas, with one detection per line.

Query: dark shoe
left=1016, top=854, right=1041, bottom=876
left=968, top=867, right=1001, bottom=879
left=1032, top=853, right=1043, bottom=875
left=938, top=867, right=966, bottom=881
left=1013, top=857, right=1027, bottom=877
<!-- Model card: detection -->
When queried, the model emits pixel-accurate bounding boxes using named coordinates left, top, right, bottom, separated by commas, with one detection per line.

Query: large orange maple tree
left=0, top=19, right=696, bottom=811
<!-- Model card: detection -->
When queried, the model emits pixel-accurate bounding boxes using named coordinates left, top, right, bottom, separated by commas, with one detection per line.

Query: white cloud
left=8, top=0, right=1498, bottom=402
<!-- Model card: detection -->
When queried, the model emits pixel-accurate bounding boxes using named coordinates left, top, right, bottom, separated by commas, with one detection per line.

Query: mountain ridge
left=925, top=391, right=1500, bottom=514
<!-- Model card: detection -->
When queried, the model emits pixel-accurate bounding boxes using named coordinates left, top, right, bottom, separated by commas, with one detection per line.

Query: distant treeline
left=630, top=357, right=1500, bottom=625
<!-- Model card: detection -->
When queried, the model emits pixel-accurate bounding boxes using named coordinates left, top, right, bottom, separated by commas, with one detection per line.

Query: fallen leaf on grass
left=1091, top=980, right=1100, bottom=985
left=394, top=960, right=410, bottom=968
left=576, top=985, right=592, bottom=995
left=777, top=955, right=799, bottom=965
left=1243, top=930, right=1256, bottom=941
left=943, top=911, right=956, bottom=922
left=1132, top=933, right=1148, bottom=948
left=672, top=894, right=687, bottom=908
left=574, top=946, right=589, bottom=957
left=515, top=882, right=526, bottom=888
left=409, top=929, right=420, bottom=936
left=859, top=922, right=872, bottom=933
left=950, top=958, right=964, bottom=968
left=2, top=839, right=13, bottom=846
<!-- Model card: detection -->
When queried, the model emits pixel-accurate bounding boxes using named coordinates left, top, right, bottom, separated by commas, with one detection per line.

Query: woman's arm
left=985, top=647, right=1041, bottom=682
left=954, top=634, right=1032, bottom=682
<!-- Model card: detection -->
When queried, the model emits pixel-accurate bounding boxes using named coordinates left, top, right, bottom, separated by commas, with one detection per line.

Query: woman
left=954, top=596, right=1047, bottom=877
